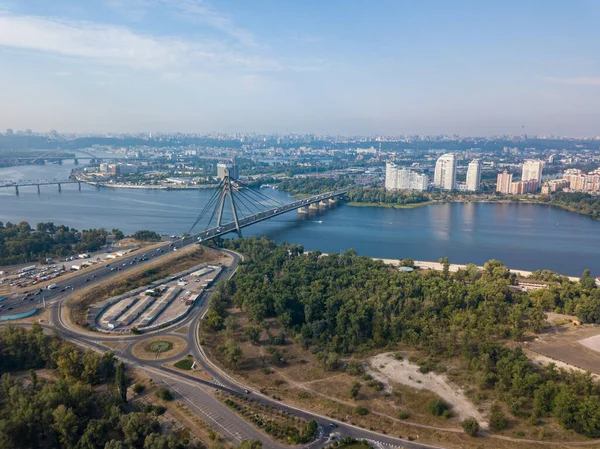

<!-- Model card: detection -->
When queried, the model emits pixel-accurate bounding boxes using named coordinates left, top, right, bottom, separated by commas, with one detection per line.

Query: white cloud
left=0, top=12, right=280, bottom=71
left=544, top=76, right=600, bottom=86
left=54, top=71, right=72, bottom=76
left=157, top=0, right=257, bottom=47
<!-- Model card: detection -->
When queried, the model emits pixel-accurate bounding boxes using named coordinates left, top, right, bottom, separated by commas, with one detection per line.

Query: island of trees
left=207, top=237, right=600, bottom=438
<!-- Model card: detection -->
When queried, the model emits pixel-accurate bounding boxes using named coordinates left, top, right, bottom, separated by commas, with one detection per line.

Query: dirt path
left=367, top=353, right=487, bottom=427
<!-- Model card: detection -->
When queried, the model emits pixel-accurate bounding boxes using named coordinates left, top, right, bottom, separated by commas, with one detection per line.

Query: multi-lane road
left=3, top=244, right=439, bottom=449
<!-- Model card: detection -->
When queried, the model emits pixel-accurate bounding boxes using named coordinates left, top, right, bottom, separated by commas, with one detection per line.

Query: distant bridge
left=0, top=179, right=81, bottom=194
left=187, top=172, right=376, bottom=241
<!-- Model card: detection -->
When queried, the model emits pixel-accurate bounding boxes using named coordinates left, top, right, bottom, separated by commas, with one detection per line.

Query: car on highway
left=329, top=423, right=338, bottom=428
left=105, top=264, right=110, bottom=267
left=85, top=278, right=90, bottom=282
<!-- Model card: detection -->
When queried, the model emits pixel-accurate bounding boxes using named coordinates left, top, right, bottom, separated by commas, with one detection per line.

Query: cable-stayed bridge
left=187, top=172, right=373, bottom=242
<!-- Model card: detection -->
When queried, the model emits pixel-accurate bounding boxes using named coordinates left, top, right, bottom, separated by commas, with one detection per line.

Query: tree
left=143, top=433, right=178, bottom=449
left=236, top=440, right=262, bottom=449
left=462, top=417, right=480, bottom=436
left=119, top=413, right=158, bottom=448
left=116, top=362, right=129, bottom=403
left=132, top=230, right=161, bottom=242
left=349, top=381, right=361, bottom=399
left=78, top=419, right=108, bottom=449
left=489, top=404, right=508, bottom=431
left=219, top=339, right=243, bottom=369
left=427, top=398, right=448, bottom=416
left=580, top=269, right=597, bottom=290
left=52, top=404, right=79, bottom=449
left=104, top=441, right=129, bottom=449
left=242, top=326, right=261, bottom=345
left=224, top=315, right=239, bottom=336
left=439, top=257, right=450, bottom=279
left=112, top=229, right=124, bottom=240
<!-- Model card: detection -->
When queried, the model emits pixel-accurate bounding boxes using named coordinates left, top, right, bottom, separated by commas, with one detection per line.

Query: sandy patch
left=578, top=334, right=600, bottom=356
left=173, top=325, right=190, bottom=335
left=524, top=348, right=600, bottom=380
left=131, top=336, right=187, bottom=360
left=367, top=353, right=486, bottom=427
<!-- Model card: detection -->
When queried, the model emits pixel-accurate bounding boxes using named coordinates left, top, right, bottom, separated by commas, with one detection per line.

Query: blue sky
left=1, top=0, right=599, bottom=136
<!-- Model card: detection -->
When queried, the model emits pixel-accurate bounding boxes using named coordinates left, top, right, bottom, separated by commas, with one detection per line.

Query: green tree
left=219, top=339, right=243, bottom=369
left=427, top=398, right=448, bottom=416
left=52, top=404, right=79, bottom=449
left=489, top=404, right=508, bottom=431
left=349, top=381, right=361, bottom=399
left=112, top=229, right=125, bottom=240
left=462, top=417, right=480, bottom=437
left=116, top=362, right=129, bottom=403
left=242, top=326, right=261, bottom=345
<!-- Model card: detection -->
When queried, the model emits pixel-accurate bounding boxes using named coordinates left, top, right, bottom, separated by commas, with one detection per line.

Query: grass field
left=174, top=358, right=194, bottom=370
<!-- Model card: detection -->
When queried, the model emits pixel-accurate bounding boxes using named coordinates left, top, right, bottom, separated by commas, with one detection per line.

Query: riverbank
left=346, top=200, right=432, bottom=209
left=375, top=257, right=581, bottom=282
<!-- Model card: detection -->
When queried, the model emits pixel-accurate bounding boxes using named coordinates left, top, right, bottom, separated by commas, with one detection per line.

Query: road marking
left=162, top=378, right=243, bottom=443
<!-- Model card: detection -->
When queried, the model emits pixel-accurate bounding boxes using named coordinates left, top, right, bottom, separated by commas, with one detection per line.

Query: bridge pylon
left=215, top=170, right=242, bottom=237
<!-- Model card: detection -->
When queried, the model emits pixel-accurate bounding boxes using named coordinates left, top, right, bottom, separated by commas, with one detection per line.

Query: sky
left=0, top=0, right=600, bottom=136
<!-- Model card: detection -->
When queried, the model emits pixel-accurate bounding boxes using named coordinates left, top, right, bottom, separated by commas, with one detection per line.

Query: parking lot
left=95, top=264, right=222, bottom=332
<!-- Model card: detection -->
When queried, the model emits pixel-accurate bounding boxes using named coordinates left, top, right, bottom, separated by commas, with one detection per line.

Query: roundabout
left=131, top=335, right=187, bottom=360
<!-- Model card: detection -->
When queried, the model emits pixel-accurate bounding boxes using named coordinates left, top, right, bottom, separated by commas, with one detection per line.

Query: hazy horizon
left=1, top=1, right=600, bottom=136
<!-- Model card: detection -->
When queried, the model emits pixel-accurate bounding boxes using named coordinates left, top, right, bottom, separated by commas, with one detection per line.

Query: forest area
left=208, top=238, right=600, bottom=438
left=0, top=221, right=108, bottom=265
left=542, top=191, right=600, bottom=219
left=0, top=324, right=265, bottom=449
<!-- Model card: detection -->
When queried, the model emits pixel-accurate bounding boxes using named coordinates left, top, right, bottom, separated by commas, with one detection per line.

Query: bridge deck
left=193, top=186, right=353, bottom=242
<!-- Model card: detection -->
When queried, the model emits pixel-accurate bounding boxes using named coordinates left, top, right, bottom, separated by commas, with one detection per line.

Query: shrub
left=346, top=360, right=365, bottom=376
left=462, top=417, right=480, bottom=437
left=394, top=353, right=403, bottom=361
left=354, top=406, right=369, bottom=416
left=133, top=383, right=145, bottom=394
left=396, top=410, right=410, bottom=419
left=155, top=387, right=173, bottom=401
left=427, top=398, right=448, bottom=416
left=489, top=404, right=508, bottom=431
left=153, top=405, right=166, bottom=415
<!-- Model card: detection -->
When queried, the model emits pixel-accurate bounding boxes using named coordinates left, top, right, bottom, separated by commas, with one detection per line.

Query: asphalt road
left=4, top=246, right=440, bottom=449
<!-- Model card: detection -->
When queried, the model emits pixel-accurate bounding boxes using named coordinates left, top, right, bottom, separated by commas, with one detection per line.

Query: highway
left=0, top=187, right=355, bottom=317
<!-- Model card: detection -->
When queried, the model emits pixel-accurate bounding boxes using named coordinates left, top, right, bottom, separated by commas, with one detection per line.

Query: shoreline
left=375, top=257, right=581, bottom=282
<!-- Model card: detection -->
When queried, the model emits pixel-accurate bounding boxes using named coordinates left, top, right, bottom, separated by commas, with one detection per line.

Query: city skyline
left=1, top=1, right=600, bottom=135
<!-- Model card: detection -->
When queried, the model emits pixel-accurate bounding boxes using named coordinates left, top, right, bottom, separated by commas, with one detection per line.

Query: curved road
left=13, top=247, right=439, bottom=449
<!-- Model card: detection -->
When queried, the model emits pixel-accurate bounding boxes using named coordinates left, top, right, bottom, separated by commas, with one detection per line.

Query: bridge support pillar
left=309, top=203, right=319, bottom=211
left=37, top=184, right=40, bottom=194
left=15, top=185, right=19, bottom=195
left=96, top=184, right=100, bottom=190
left=57, top=183, right=61, bottom=193
left=298, top=206, right=309, bottom=215
left=319, top=200, right=329, bottom=209
left=78, top=182, right=81, bottom=191
left=328, top=198, right=337, bottom=206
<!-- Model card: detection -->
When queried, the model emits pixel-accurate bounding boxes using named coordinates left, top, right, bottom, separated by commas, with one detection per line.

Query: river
left=1, top=159, right=599, bottom=276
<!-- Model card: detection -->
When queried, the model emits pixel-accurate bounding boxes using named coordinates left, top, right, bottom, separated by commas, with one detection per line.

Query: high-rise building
left=385, top=162, right=428, bottom=191
left=522, top=160, right=544, bottom=189
left=466, top=159, right=481, bottom=191
left=496, top=170, right=513, bottom=194
left=433, top=153, right=456, bottom=190
left=216, top=161, right=239, bottom=180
